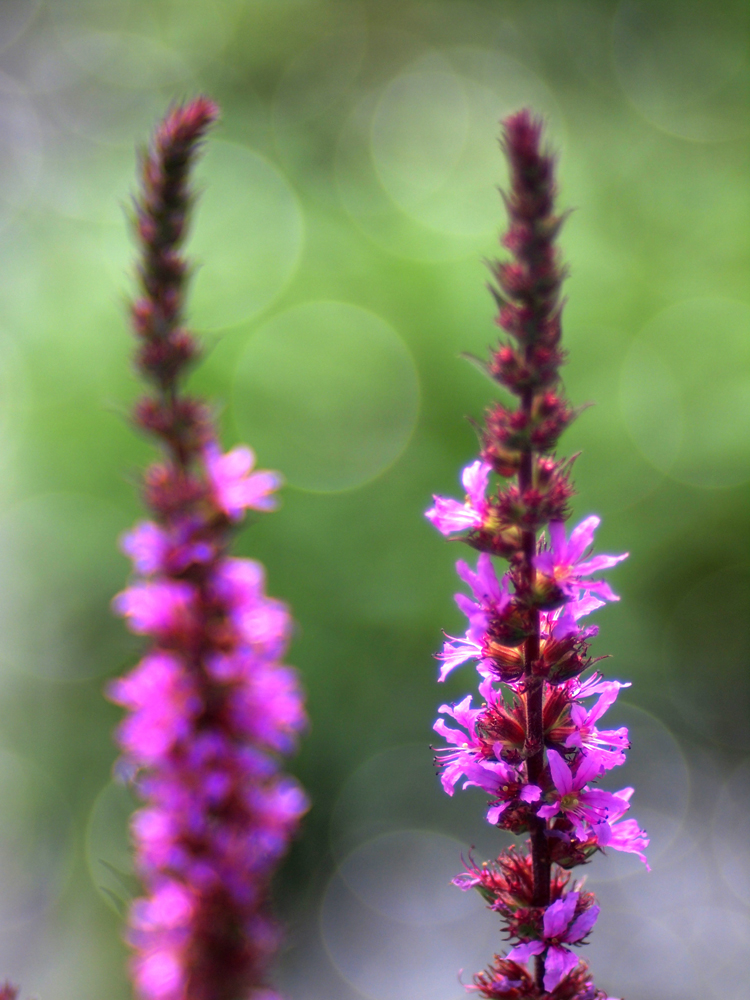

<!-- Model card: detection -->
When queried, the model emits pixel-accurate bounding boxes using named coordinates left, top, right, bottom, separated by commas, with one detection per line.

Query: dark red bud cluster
left=548, top=830, right=600, bottom=870
left=143, top=462, right=207, bottom=519
left=476, top=699, right=526, bottom=763
left=0, top=984, right=19, bottom=1000
left=130, top=98, right=219, bottom=457
left=547, top=961, right=611, bottom=1000
left=495, top=476, right=573, bottom=533
left=481, top=395, right=575, bottom=475
left=491, top=257, right=562, bottom=314
left=536, top=632, right=600, bottom=686
left=467, top=518, right=524, bottom=560
left=469, top=848, right=571, bottom=911
left=138, top=97, right=219, bottom=255
left=542, top=688, right=574, bottom=747
left=473, top=956, right=607, bottom=1000
left=136, top=327, right=199, bottom=387
left=487, top=602, right=535, bottom=648
left=134, top=396, right=213, bottom=451
left=490, top=340, right=565, bottom=394
left=482, top=639, right=524, bottom=683
left=472, top=957, right=537, bottom=999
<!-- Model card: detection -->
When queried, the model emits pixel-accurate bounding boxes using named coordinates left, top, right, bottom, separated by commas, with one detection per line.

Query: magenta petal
left=534, top=551, right=555, bottom=576
left=543, top=892, right=578, bottom=939
left=537, top=802, right=561, bottom=820
left=543, top=945, right=580, bottom=993
left=566, top=904, right=600, bottom=943
left=574, top=751, right=605, bottom=789
left=547, top=748, right=573, bottom=795
left=568, top=515, right=600, bottom=561
left=461, top=460, right=491, bottom=503
left=507, top=941, right=545, bottom=964
left=576, top=552, right=628, bottom=575
left=548, top=520, right=568, bottom=558
left=486, top=801, right=508, bottom=824
left=520, top=784, right=541, bottom=803
left=426, top=498, right=482, bottom=536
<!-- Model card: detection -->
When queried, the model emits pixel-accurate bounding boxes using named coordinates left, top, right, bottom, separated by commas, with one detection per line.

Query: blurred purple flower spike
left=108, top=98, right=307, bottom=1000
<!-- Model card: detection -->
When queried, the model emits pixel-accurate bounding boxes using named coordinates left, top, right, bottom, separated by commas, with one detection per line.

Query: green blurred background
left=0, top=0, right=747, bottom=997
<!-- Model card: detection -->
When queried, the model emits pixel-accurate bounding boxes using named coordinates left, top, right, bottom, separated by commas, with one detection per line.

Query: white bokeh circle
left=337, top=46, right=562, bottom=262
left=0, top=748, right=73, bottom=929
left=189, top=141, right=304, bottom=331
left=713, top=759, right=750, bottom=908
left=320, top=862, right=494, bottom=1000
left=585, top=702, right=690, bottom=881
left=663, top=566, right=750, bottom=751
left=232, top=301, right=420, bottom=493
left=336, top=830, right=480, bottom=926
left=612, top=0, right=750, bottom=142
left=0, top=492, right=135, bottom=682
left=620, top=298, right=750, bottom=488
left=370, top=48, right=561, bottom=241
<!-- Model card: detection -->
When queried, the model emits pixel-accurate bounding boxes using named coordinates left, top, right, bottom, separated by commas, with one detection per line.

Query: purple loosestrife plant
left=426, top=111, right=647, bottom=1000
left=108, top=98, right=308, bottom=1000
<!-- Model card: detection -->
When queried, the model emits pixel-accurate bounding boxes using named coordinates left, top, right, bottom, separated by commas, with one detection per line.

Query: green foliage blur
left=0, top=1, right=747, bottom=997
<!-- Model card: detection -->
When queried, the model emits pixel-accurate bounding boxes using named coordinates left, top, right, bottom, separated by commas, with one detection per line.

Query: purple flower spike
left=109, top=99, right=307, bottom=1000
left=426, top=110, right=641, bottom=999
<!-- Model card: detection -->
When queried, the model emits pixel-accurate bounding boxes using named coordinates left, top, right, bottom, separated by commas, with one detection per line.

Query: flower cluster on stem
left=426, top=111, right=646, bottom=999
left=108, top=98, right=308, bottom=1000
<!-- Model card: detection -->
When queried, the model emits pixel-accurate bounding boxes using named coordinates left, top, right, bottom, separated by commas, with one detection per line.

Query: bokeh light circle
left=370, top=70, right=470, bottom=215
left=0, top=75, right=43, bottom=230
left=337, top=46, right=561, bottom=261
left=713, top=759, right=750, bottom=907
left=320, top=865, right=494, bottom=1000
left=337, top=829, right=480, bottom=926
left=0, top=1, right=41, bottom=53
left=0, top=493, right=135, bottom=682
left=85, top=779, right=137, bottom=915
left=370, top=49, right=561, bottom=240
left=664, top=566, right=750, bottom=751
left=620, top=298, right=750, bottom=488
left=586, top=909, right=696, bottom=999
left=612, top=0, right=750, bottom=141
left=584, top=702, right=690, bottom=881
left=673, top=904, right=750, bottom=1000
left=0, top=748, right=73, bottom=929
left=43, top=74, right=177, bottom=148
left=189, top=141, right=304, bottom=331
left=233, top=301, right=420, bottom=492
left=52, top=30, right=191, bottom=90
left=330, top=744, right=508, bottom=864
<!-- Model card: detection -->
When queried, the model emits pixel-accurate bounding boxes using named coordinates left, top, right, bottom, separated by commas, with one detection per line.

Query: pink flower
left=433, top=690, right=540, bottom=821
left=594, top=790, right=650, bottom=869
left=113, top=581, right=195, bottom=638
left=535, top=516, right=627, bottom=602
left=425, top=460, right=492, bottom=536
left=538, top=749, right=626, bottom=838
left=205, top=444, right=283, bottom=520
left=565, top=681, right=630, bottom=771
left=108, top=653, right=201, bottom=765
left=435, top=555, right=511, bottom=681
left=507, top=891, right=600, bottom=991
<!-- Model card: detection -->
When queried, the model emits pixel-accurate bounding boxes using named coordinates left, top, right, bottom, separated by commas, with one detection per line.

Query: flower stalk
left=426, top=111, right=646, bottom=999
left=109, top=99, right=307, bottom=1000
